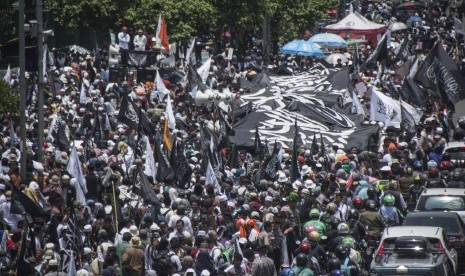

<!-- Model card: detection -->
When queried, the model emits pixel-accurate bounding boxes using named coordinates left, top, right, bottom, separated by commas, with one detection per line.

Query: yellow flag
left=163, top=119, right=172, bottom=151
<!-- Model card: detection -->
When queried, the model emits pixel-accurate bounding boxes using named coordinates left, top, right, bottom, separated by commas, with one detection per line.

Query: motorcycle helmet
left=366, top=199, right=377, bottom=210
left=353, top=196, right=363, bottom=209
left=337, top=223, right=350, bottom=235
left=334, top=244, right=349, bottom=260
left=440, top=161, right=453, bottom=171
left=306, top=225, right=317, bottom=234
left=296, top=253, right=308, bottom=267
left=299, top=242, right=311, bottom=254
left=413, top=160, right=423, bottom=170
left=342, top=236, right=356, bottom=249
left=348, top=209, right=359, bottom=220
left=326, top=202, right=338, bottom=214
left=308, top=230, right=321, bottom=242
left=327, top=258, right=341, bottom=271
left=383, top=194, right=395, bottom=206
left=331, top=270, right=342, bottom=276
left=309, top=208, right=320, bottom=219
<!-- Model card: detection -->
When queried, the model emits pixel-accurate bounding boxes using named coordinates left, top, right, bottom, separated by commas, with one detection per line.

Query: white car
left=370, top=226, right=458, bottom=275
left=444, top=141, right=465, bottom=165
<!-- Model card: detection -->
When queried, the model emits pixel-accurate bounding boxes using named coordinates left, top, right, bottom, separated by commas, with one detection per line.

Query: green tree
left=0, top=80, right=19, bottom=115
left=124, top=0, right=217, bottom=41
left=44, top=0, right=131, bottom=30
left=0, top=0, right=16, bottom=45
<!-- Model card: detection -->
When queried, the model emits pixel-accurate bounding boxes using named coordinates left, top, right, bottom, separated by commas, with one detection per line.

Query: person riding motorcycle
left=379, top=194, right=399, bottom=226
left=359, top=200, right=385, bottom=239
left=303, top=208, right=327, bottom=236
left=306, top=231, right=326, bottom=275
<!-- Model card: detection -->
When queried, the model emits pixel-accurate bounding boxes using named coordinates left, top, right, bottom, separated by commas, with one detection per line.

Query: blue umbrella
left=280, top=40, right=324, bottom=57
left=407, top=15, right=422, bottom=23
left=308, top=33, right=348, bottom=48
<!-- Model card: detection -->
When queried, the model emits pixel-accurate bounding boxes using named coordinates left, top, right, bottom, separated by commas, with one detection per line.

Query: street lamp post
left=19, top=0, right=27, bottom=180
left=36, top=0, right=44, bottom=163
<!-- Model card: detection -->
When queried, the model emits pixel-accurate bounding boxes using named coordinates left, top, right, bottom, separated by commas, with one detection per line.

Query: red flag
left=158, top=17, right=170, bottom=52
left=345, top=172, right=354, bottom=191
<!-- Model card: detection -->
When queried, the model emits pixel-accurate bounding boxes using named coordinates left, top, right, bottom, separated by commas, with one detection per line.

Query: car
left=403, top=211, right=465, bottom=269
left=444, top=141, right=465, bottom=165
left=370, top=226, right=458, bottom=276
left=415, top=188, right=465, bottom=220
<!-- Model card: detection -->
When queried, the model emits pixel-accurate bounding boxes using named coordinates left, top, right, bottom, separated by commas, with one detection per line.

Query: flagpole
left=111, top=182, right=123, bottom=276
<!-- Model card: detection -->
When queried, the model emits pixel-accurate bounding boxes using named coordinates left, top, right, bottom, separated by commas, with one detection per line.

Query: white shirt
left=133, top=34, right=147, bottom=51
left=118, top=32, right=130, bottom=50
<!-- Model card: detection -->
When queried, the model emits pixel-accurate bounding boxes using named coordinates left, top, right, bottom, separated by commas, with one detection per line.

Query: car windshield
left=421, top=196, right=465, bottom=211
left=445, top=147, right=465, bottom=161
left=403, top=216, right=460, bottom=235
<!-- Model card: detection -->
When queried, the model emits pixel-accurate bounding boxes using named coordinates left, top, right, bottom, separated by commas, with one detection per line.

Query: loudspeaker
left=109, top=67, right=125, bottom=82
left=137, top=68, right=156, bottom=83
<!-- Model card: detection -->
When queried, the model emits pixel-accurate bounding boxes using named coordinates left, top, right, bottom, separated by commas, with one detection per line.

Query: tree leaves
left=0, top=80, right=19, bottom=115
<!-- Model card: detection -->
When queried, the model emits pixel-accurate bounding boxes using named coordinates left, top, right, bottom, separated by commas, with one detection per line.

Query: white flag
left=66, top=145, right=87, bottom=195
left=369, top=90, right=401, bottom=127
left=43, top=44, right=48, bottom=77
left=185, top=37, right=196, bottom=67
left=351, top=91, right=365, bottom=116
left=155, top=15, right=162, bottom=47
left=144, top=136, right=157, bottom=181
left=197, top=57, right=212, bottom=84
left=3, top=64, right=11, bottom=83
left=165, top=95, right=176, bottom=130
left=206, top=160, right=220, bottom=190
left=153, top=70, right=170, bottom=101
left=79, top=83, right=88, bottom=104
left=104, top=113, right=111, bottom=131
left=47, top=114, right=58, bottom=142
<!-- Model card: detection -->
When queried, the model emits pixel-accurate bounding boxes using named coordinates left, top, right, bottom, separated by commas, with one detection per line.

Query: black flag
left=227, top=144, right=240, bottom=169
left=254, top=126, right=265, bottom=160
left=56, top=122, right=70, bottom=151
left=11, top=187, right=46, bottom=218
left=93, top=110, right=102, bottom=149
left=154, top=131, right=174, bottom=182
left=137, top=166, right=160, bottom=206
left=290, top=118, right=302, bottom=182
left=16, top=223, right=36, bottom=275
left=364, top=31, right=389, bottom=69
left=263, top=141, right=281, bottom=180
left=311, top=133, right=319, bottom=155
left=118, top=95, right=154, bottom=135
left=174, top=140, right=193, bottom=188
left=414, top=41, right=465, bottom=104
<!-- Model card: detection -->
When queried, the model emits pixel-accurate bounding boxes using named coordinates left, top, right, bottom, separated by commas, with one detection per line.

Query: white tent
left=323, top=12, right=386, bottom=45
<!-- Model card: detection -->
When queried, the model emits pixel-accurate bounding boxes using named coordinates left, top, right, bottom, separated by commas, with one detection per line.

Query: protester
left=3, top=2, right=465, bottom=275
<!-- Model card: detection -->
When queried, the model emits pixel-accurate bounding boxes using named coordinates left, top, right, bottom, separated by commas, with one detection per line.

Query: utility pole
left=36, top=0, right=44, bottom=162
left=19, top=0, right=27, bottom=180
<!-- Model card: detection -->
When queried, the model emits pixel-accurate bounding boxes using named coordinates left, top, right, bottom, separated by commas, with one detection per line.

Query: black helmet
left=366, top=200, right=377, bottom=210
left=334, top=244, right=349, bottom=260
left=296, top=253, right=308, bottom=267
left=348, top=209, right=359, bottom=220
left=328, top=257, right=341, bottom=271
left=367, top=186, right=377, bottom=199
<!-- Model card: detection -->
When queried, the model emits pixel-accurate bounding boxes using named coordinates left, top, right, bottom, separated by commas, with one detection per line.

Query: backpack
left=280, top=267, right=295, bottom=276
left=341, top=257, right=351, bottom=276
left=152, top=251, right=174, bottom=274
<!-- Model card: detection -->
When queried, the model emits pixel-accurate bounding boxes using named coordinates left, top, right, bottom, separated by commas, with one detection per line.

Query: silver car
left=370, top=226, right=458, bottom=275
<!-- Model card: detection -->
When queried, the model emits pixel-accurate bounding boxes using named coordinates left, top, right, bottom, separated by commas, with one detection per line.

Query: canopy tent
left=323, top=12, right=386, bottom=45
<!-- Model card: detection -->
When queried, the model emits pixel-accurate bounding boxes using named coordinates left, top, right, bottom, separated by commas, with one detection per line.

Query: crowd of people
left=2, top=1, right=465, bottom=276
